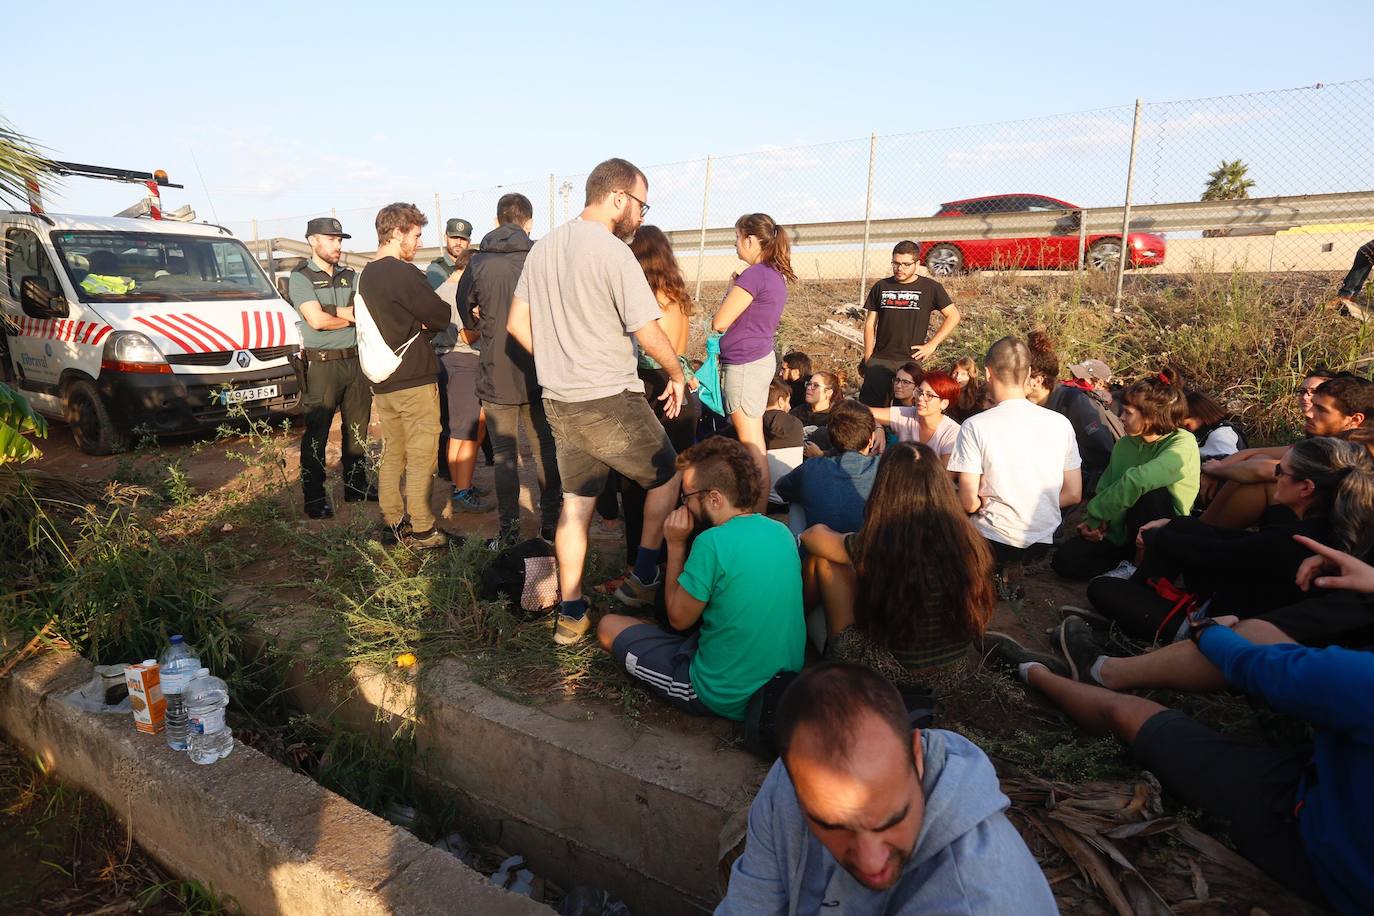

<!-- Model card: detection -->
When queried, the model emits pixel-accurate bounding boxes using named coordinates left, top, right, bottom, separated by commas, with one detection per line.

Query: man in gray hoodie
left=718, top=663, right=1056, bottom=915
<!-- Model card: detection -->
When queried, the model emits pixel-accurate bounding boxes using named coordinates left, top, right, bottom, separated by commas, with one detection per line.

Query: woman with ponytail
left=1074, top=436, right=1374, bottom=644
left=713, top=213, right=796, bottom=509
left=1052, top=369, right=1201, bottom=580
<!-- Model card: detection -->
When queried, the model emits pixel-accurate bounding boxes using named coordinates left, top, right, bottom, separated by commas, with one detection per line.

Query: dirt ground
left=21, top=280, right=1325, bottom=914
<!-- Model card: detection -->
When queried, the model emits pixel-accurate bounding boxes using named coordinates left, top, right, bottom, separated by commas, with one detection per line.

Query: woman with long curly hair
left=799, top=442, right=996, bottom=684
left=612, top=225, right=702, bottom=570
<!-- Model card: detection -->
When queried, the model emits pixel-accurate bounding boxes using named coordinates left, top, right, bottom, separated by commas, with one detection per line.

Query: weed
left=162, top=459, right=196, bottom=506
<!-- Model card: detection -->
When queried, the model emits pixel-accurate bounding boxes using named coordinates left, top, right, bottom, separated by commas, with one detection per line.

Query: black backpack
left=479, top=538, right=560, bottom=615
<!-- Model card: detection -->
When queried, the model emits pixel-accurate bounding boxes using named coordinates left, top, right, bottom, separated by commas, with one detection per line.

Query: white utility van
left=0, top=212, right=302, bottom=454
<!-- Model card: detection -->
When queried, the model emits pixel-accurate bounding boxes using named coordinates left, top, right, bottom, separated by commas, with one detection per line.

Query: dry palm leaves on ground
left=1000, top=765, right=1323, bottom=915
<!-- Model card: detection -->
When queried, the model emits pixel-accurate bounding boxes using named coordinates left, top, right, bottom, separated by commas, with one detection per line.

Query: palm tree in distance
left=1201, top=159, right=1256, bottom=237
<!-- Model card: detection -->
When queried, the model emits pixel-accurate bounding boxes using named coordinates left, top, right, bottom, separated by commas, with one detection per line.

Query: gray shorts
left=437, top=350, right=482, bottom=441
left=722, top=352, right=776, bottom=418
left=543, top=391, right=678, bottom=498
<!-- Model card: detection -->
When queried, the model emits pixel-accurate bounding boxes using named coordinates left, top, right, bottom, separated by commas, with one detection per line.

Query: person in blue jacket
left=716, top=662, right=1056, bottom=915
left=994, top=535, right=1374, bottom=915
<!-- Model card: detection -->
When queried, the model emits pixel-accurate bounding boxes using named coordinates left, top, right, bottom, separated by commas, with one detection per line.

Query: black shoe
left=379, top=520, right=413, bottom=546
left=1055, top=616, right=1107, bottom=683
left=344, top=485, right=379, bottom=503
left=305, top=500, right=334, bottom=520
left=981, top=631, right=1069, bottom=678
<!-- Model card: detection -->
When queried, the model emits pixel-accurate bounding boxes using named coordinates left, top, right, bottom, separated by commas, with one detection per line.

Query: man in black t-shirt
left=858, top=240, right=960, bottom=407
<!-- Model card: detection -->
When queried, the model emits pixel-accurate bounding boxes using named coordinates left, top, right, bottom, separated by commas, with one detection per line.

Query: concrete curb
left=0, top=648, right=549, bottom=916
left=263, top=620, right=768, bottom=915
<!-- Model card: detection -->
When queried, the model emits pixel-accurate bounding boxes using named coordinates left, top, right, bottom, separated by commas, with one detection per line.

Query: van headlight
left=105, top=332, right=167, bottom=364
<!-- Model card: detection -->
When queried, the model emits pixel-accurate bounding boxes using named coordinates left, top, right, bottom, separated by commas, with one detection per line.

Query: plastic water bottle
left=158, top=635, right=201, bottom=751
left=185, top=668, right=233, bottom=765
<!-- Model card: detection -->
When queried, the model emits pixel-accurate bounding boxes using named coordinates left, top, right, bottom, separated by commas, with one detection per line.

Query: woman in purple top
left=712, top=213, right=796, bottom=510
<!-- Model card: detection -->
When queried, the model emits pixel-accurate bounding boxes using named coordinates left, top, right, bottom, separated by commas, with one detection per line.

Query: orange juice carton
left=125, top=659, right=166, bottom=734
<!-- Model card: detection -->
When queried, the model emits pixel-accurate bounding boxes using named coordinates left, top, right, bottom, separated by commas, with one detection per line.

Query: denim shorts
left=722, top=352, right=776, bottom=418
left=543, top=391, right=678, bottom=497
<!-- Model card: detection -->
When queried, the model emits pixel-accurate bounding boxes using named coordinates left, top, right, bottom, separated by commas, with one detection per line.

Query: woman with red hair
left=870, top=369, right=962, bottom=465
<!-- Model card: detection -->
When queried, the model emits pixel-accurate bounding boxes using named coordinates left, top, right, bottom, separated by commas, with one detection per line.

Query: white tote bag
left=352, top=264, right=420, bottom=384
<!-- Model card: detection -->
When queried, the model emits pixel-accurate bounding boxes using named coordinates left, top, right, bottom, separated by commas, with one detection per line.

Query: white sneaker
left=1101, top=560, right=1136, bottom=580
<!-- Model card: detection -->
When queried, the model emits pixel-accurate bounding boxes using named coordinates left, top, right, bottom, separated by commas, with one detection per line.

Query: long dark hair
left=735, top=213, right=796, bottom=282
left=1288, top=437, right=1374, bottom=557
left=850, top=443, right=995, bottom=647
left=629, top=225, right=693, bottom=317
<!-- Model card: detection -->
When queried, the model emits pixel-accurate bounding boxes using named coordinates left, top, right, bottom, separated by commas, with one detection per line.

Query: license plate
left=220, top=384, right=278, bottom=405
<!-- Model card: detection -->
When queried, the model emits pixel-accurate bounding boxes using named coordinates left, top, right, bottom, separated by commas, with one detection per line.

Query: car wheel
left=65, top=379, right=130, bottom=455
left=925, top=244, right=963, bottom=276
left=1086, top=239, right=1122, bottom=270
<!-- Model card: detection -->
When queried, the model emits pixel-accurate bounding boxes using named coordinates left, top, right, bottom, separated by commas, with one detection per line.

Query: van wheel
left=66, top=379, right=130, bottom=455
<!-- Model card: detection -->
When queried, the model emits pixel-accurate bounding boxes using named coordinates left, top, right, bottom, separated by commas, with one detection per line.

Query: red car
left=918, top=194, right=1166, bottom=275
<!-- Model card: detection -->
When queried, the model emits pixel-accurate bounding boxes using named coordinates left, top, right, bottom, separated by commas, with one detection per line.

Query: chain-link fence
left=231, top=79, right=1374, bottom=302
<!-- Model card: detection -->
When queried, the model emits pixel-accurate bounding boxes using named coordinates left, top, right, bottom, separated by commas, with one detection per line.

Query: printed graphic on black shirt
left=865, top=276, right=952, bottom=362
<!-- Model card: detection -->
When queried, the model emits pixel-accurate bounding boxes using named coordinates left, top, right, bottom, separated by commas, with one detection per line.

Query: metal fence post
left=1077, top=209, right=1088, bottom=271
left=548, top=174, right=555, bottom=232
left=434, top=193, right=442, bottom=244
left=693, top=155, right=714, bottom=304
left=858, top=132, right=877, bottom=305
left=1114, top=99, right=1143, bottom=307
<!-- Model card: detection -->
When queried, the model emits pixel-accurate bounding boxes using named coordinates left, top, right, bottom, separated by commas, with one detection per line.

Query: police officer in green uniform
left=287, top=217, right=375, bottom=519
left=426, top=218, right=473, bottom=289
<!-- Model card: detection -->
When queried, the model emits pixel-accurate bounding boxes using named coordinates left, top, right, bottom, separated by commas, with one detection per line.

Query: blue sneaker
left=450, top=487, right=490, bottom=514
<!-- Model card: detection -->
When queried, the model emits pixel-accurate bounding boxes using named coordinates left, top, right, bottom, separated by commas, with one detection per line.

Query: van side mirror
left=20, top=276, right=68, bottom=319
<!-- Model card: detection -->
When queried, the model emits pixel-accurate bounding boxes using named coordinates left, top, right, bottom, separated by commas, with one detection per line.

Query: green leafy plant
left=0, top=381, right=47, bottom=464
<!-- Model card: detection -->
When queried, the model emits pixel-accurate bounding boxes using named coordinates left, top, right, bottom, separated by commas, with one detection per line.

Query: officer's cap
left=445, top=218, right=473, bottom=240
left=306, top=217, right=351, bottom=239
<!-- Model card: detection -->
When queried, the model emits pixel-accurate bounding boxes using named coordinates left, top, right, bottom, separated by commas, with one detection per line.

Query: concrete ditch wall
left=262, top=619, right=769, bottom=915
left=0, top=647, right=549, bottom=916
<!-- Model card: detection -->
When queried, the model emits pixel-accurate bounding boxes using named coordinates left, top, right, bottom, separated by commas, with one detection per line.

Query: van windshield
left=51, top=231, right=277, bottom=302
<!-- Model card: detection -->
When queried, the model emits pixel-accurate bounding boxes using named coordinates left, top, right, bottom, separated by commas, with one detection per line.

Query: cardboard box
left=125, top=659, right=166, bottom=735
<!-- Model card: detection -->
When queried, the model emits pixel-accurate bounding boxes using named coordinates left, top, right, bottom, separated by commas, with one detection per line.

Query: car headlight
left=105, top=331, right=167, bottom=364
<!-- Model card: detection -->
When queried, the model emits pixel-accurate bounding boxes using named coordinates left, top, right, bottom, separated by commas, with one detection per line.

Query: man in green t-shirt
left=596, top=437, right=805, bottom=720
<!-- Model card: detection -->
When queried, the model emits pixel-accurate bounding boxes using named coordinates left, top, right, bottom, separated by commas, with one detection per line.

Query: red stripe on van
left=135, top=316, right=195, bottom=354
left=182, top=313, right=239, bottom=351
left=91, top=325, right=112, bottom=345
left=163, top=314, right=217, bottom=353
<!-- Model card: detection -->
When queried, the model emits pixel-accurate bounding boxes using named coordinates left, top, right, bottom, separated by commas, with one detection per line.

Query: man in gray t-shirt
left=509, top=158, right=686, bottom=646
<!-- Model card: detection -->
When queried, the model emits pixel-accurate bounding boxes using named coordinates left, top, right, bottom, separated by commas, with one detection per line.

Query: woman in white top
left=871, top=369, right=961, bottom=465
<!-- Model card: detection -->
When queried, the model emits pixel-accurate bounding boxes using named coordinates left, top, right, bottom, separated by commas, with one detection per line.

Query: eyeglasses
left=914, top=389, right=943, bottom=401
left=681, top=488, right=712, bottom=503
left=618, top=189, right=650, bottom=217
left=1274, top=465, right=1301, bottom=481
left=1294, top=387, right=1319, bottom=399
left=805, top=382, right=830, bottom=389
left=892, top=378, right=917, bottom=388
left=891, top=260, right=918, bottom=269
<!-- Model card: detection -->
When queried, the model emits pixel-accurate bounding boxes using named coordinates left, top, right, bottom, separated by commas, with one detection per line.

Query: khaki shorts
left=544, top=391, right=678, bottom=498
left=722, top=352, right=776, bottom=418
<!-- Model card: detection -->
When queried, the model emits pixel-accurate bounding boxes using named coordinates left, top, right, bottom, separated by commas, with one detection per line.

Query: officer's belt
left=302, top=346, right=359, bottom=362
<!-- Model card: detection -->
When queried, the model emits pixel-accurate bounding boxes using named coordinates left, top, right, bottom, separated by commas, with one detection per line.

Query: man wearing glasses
left=858, top=240, right=961, bottom=407
left=508, top=158, right=687, bottom=645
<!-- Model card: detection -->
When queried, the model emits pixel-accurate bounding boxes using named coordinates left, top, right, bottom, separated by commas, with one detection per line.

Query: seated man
left=779, top=350, right=812, bottom=411
left=763, top=378, right=804, bottom=511
left=597, top=437, right=804, bottom=721
left=717, top=663, right=1057, bottom=914
left=774, top=399, right=880, bottom=534
left=948, top=336, right=1082, bottom=565
left=1201, top=373, right=1373, bottom=528
left=990, top=579, right=1374, bottom=915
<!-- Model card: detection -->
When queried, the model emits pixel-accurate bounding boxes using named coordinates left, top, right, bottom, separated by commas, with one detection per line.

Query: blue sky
left=6, top=0, right=1372, bottom=243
